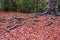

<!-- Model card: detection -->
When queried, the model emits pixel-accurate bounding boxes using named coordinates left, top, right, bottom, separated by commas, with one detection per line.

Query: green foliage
left=1, top=0, right=47, bottom=12
left=0, top=0, right=60, bottom=13
left=9, top=0, right=17, bottom=11
left=57, top=0, right=60, bottom=12
left=2, top=0, right=10, bottom=11
left=2, top=0, right=17, bottom=12
left=16, top=0, right=47, bottom=13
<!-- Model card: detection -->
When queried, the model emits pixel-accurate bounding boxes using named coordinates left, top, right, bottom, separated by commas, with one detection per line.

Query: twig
left=43, top=21, right=53, bottom=27
left=46, top=22, right=53, bottom=26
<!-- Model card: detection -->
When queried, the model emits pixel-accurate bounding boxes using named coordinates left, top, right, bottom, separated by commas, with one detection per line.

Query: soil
left=0, top=12, right=60, bottom=40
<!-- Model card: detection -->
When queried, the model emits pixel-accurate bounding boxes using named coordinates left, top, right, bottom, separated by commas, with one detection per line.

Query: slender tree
left=41, top=0, right=60, bottom=16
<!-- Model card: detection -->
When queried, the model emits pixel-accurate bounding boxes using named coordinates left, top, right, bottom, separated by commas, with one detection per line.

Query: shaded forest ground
left=0, top=12, right=60, bottom=40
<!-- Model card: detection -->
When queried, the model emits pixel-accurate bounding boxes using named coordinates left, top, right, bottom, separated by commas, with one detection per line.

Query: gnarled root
left=54, top=12, right=60, bottom=16
left=39, top=11, right=60, bottom=16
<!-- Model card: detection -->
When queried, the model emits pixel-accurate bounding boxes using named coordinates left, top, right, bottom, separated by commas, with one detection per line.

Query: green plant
left=16, top=0, right=47, bottom=13
left=2, top=0, right=10, bottom=11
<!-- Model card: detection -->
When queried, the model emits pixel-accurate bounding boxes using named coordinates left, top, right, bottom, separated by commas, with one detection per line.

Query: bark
left=41, top=0, right=60, bottom=16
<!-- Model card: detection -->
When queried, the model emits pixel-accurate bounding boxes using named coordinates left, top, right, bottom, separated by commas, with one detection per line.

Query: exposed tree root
left=5, top=14, right=41, bottom=32
left=34, top=10, right=60, bottom=16
left=1, top=11, right=60, bottom=33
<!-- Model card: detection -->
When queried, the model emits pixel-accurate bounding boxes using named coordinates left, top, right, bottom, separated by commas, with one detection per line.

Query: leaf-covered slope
left=0, top=12, right=60, bottom=40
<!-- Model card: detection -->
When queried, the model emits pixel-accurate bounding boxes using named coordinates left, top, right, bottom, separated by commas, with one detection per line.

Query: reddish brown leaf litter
left=0, top=12, right=60, bottom=40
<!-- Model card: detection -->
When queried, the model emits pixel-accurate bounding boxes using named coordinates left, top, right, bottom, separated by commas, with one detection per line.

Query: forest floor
left=0, top=12, right=60, bottom=40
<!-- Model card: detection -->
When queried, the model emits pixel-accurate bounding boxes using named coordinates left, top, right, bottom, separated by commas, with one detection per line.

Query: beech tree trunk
left=48, top=0, right=58, bottom=14
left=41, top=0, right=60, bottom=16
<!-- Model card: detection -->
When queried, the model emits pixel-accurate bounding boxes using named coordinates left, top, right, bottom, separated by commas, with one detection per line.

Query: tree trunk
left=41, top=0, right=60, bottom=16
